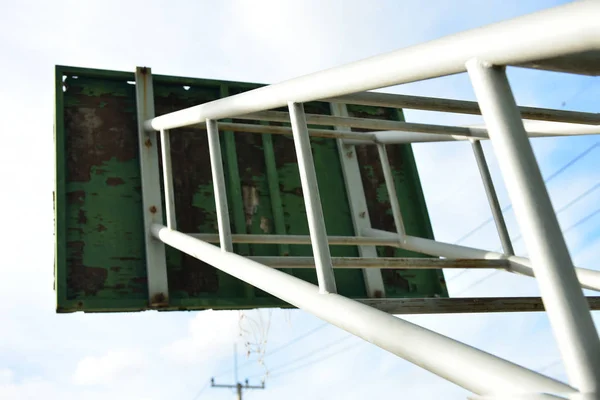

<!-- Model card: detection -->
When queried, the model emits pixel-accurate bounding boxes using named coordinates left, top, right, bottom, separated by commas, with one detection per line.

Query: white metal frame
left=135, top=2, right=600, bottom=398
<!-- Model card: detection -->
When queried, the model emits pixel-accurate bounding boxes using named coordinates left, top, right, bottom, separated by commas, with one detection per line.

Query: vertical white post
left=160, top=129, right=177, bottom=230
left=135, top=67, right=169, bottom=306
left=377, top=143, right=407, bottom=240
left=470, top=139, right=513, bottom=255
left=467, top=59, right=600, bottom=395
left=288, top=102, right=337, bottom=294
left=330, top=102, right=386, bottom=298
left=206, top=119, right=233, bottom=252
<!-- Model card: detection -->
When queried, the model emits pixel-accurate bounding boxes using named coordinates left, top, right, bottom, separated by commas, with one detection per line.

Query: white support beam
left=151, top=224, right=575, bottom=397
left=146, top=1, right=599, bottom=131
left=467, top=59, right=600, bottom=394
left=288, top=102, right=337, bottom=294
left=134, top=67, right=169, bottom=306
left=325, top=91, right=599, bottom=125
left=206, top=119, right=233, bottom=252
left=363, top=228, right=600, bottom=293
left=331, top=103, right=385, bottom=298
left=159, top=129, right=177, bottom=230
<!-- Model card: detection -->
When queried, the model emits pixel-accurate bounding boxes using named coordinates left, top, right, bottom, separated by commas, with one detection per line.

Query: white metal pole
left=325, top=91, right=598, bottom=125
left=151, top=224, right=575, bottom=397
left=160, top=129, right=177, bottom=230
left=466, top=59, right=600, bottom=394
left=206, top=119, right=233, bottom=252
left=134, top=67, right=169, bottom=306
left=190, top=233, right=398, bottom=246
left=377, top=144, right=407, bottom=240
left=362, top=228, right=600, bottom=292
left=288, top=102, right=337, bottom=294
left=330, top=102, right=385, bottom=298
left=470, top=139, right=513, bottom=255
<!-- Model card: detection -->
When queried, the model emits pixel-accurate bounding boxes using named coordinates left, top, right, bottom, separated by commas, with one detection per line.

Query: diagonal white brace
left=151, top=224, right=575, bottom=397
left=288, top=102, right=337, bottom=294
left=466, top=59, right=600, bottom=394
left=377, top=143, right=406, bottom=240
left=206, top=119, right=233, bottom=252
left=160, top=129, right=177, bottom=230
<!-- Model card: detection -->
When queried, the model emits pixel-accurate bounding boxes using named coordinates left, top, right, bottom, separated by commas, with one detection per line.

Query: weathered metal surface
left=54, top=65, right=447, bottom=313
left=361, top=297, right=600, bottom=315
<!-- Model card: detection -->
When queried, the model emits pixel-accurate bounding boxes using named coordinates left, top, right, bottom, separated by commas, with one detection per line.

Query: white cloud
left=72, top=349, right=145, bottom=386
left=0, top=369, right=14, bottom=385
left=160, top=310, right=242, bottom=364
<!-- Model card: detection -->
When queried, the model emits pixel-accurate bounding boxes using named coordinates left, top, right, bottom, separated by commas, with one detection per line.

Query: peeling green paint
left=55, top=65, right=447, bottom=313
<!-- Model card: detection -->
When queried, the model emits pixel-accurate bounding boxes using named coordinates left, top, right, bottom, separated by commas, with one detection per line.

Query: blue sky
left=0, top=0, right=599, bottom=399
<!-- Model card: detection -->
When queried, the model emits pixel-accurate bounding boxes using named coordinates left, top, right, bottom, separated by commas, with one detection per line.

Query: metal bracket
left=135, top=67, right=169, bottom=307
left=330, top=102, right=386, bottom=298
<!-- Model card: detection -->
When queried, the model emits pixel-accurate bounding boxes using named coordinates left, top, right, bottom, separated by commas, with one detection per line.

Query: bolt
left=149, top=205, right=157, bottom=214
left=359, top=211, right=366, bottom=218
left=346, top=151, right=353, bottom=158
left=145, top=138, right=152, bottom=148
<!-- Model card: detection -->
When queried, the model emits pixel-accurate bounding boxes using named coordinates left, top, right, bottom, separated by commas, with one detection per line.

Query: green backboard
left=54, top=65, right=447, bottom=313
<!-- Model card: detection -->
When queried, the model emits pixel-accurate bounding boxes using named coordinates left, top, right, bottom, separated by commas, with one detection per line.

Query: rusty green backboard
left=54, top=65, right=448, bottom=313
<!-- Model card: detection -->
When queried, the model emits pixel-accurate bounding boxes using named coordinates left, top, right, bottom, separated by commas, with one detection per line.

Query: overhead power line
left=447, top=142, right=599, bottom=285
left=268, top=341, right=361, bottom=380
left=248, top=334, right=355, bottom=379
left=456, top=204, right=600, bottom=295
left=452, top=141, right=599, bottom=247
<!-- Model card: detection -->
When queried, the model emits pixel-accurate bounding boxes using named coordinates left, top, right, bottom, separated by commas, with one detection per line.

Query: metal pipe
left=146, top=1, right=599, bottom=131
left=216, top=121, right=374, bottom=141
left=189, top=233, right=398, bottom=246
left=288, top=102, right=337, bottom=294
left=159, top=129, right=177, bottom=230
left=237, top=111, right=470, bottom=135
left=151, top=224, right=575, bottom=397
left=248, top=256, right=508, bottom=269
left=191, top=121, right=598, bottom=147
left=343, top=123, right=600, bottom=145
left=206, top=119, right=233, bottom=252
left=325, top=91, right=599, bottom=125
left=134, top=67, right=169, bottom=306
left=362, top=228, right=600, bottom=292
left=330, top=102, right=385, bottom=298
left=361, top=297, right=600, bottom=316
left=377, top=144, right=406, bottom=240
left=466, top=59, right=600, bottom=394
left=470, top=139, right=514, bottom=255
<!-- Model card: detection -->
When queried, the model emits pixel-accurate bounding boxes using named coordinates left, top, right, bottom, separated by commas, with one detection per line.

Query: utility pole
left=211, top=345, right=265, bottom=400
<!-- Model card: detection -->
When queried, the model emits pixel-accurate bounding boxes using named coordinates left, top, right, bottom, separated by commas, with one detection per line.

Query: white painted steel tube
left=151, top=224, right=575, bottom=397
left=326, top=91, right=599, bottom=125
left=160, top=129, right=177, bottom=230
left=216, top=121, right=374, bottom=141
left=247, top=256, right=508, bottom=270
left=362, top=228, right=600, bottom=292
left=288, top=102, right=337, bottom=294
left=206, top=119, right=233, bottom=252
left=466, top=60, right=600, bottom=394
left=189, top=233, right=398, bottom=246
left=146, top=1, right=599, bottom=131
left=343, top=123, right=600, bottom=145
left=377, top=144, right=406, bottom=239
left=470, top=140, right=514, bottom=255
